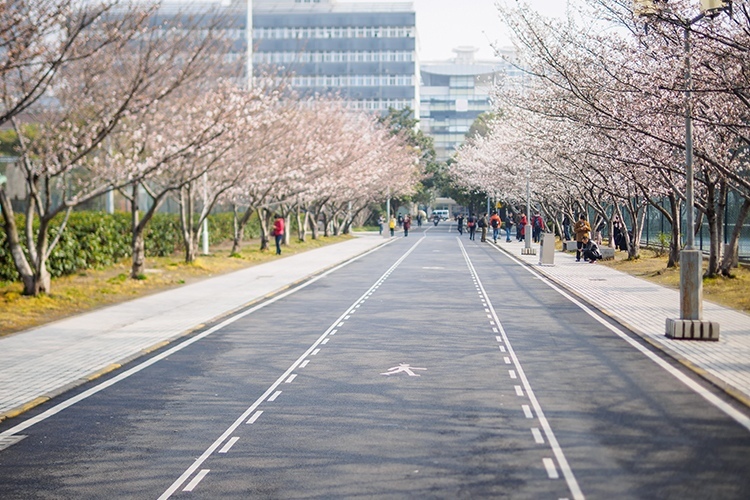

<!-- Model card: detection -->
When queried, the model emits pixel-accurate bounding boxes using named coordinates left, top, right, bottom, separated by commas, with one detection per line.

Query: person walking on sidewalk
left=518, top=214, right=528, bottom=242
left=403, top=214, right=411, bottom=237
left=489, top=211, right=502, bottom=243
left=532, top=212, right=544, bottom=243
left=389, top=216, right=396, bottom=237
left=505, top=212, right=514, bottom=242
left=456, top=213, right=464, bottom=235
left=273, top=214, right=285, bottom=255
left=378, top=215, right=385, bottom=235
left=562, top=214, right=572, bottom=241
left=467, top=213, right=477, bottom=240
left=479, top=213, right=488, bottom=242
left=574, top=213, right=592, bottom=262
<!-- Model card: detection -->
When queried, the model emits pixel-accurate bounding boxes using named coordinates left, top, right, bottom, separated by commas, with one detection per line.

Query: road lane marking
left=322, top=338, right=330, bottom=344
left=515, top=386, right=524, bottom=396
left=246, top=411, right=263, bottom=424
left=300, top=360, right=310, bottom=368
left=532, top=428, right=545, bottom=444
left=0, top=237, right=398, bottom=444
left=312, top=349, right=321, bottom=356
left=543, top=458, right=559, bottom=479
left=504, top=357, right=512, bottom=364
left=218, top=437, right=240, bottom=453
left=330, top=329, right=338, bottom=335
left=493, top=244, right=750, bottom=434
left=499, top=346, right=506, bottom=352
left=523, top=405, right=534, bottom=419
left=157, top=236, right=428, bottom=499
left=285, top=374, right=298, bottom=383
left=459, top=238, right=584, bottom=500
left=509, top=370, right=517, bottom=379
left=183, top=469, right=210, bottom=491
left=268, top=391, right=282, bottom=401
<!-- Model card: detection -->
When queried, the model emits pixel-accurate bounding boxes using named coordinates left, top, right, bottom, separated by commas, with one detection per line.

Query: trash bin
left=539, top=233, right=555, bottom=265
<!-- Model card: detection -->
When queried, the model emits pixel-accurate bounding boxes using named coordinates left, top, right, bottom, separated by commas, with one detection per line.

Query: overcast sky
left=347, top=0, right=570, bottom=61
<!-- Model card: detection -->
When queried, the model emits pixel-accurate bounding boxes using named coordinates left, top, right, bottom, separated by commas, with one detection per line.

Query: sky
left=347, top=0, right=569, bottom=61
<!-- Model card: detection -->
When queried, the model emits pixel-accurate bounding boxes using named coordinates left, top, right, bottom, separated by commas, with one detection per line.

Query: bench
left=600, top=247, right=615, bottom=260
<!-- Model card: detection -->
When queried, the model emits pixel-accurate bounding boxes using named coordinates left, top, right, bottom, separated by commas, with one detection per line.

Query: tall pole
left=386, top=188, right=391, bottom=238
left=525, top=168, right=532, bottom=251
left=247, top=0, right=253, bottom=90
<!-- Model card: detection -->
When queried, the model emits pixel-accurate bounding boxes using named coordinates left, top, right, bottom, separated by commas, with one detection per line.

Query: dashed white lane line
left=337, top=322, right=345, bottom=327
left=285, top=374, right=298, bottom=383
left=509, top=370, right=517, bottom=379
left=504, top=357, right=512, bottom=365
left=543, top=458, right=560, bottom=479
left=523, top=405, right=534, bottom=419
left=312, top=349, right=321, bottom=356
left=268, top=391, right=282, bottom=401
left=499, top=346, right=506, bottom=353
left=183, top=469, right=210, bottom=492
left=495, top=335, right=502, bottom=342
left=322, top=338, right=330, bottom=345
left=532, top=428, right=545, bottom=444
left=158, top=236, right=428, bottom=500
left=330, top=329, right=338, bottom=335
left=515, top=386, right=524, bottom=396
left=246, top=411, right=263, bottom=424
left=218, top=437, right=240, bottom=453
left=300, top=360, right=310, bottom=368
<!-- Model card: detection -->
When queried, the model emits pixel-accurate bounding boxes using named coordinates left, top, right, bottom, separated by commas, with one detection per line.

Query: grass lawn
left=0, top=235, right=352, bottom=337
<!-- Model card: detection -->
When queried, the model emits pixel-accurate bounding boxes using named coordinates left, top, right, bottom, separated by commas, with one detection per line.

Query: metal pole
left=684, top=26, right=695, bottom=251
left=525, top=169, right=531, bottom=251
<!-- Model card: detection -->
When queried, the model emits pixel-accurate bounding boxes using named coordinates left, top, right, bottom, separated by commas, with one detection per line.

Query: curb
left=491, top=241, right=750, bottom=410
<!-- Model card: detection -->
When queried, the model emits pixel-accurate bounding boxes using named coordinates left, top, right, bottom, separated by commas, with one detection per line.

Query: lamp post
left=635, top=0, right=728, bottom=340
left=521, top=167, right=535, bottom=255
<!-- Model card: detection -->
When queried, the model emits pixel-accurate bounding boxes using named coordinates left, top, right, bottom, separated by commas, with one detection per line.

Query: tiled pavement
left=495, top=238, right=750, bottom=406
left=1, top=231, right=749, bottom=426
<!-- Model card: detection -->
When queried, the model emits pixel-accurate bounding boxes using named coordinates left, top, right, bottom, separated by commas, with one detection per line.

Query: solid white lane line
left=183, top=469, right=210, bottom=491
left=532, top=428, right=545, bottom=444
left=458, top=238, right=584, bottom=500
left=515, top=386, right=524, bottom=396
left=0, top=237, right=398, bottom=443
left=268, top=391, right=282, bottom=401
left=157, top=236, right=427, bottom=500
left=523, top=405, right=534, bottom=419
left=543, top=458, right=559, bottom=479
left=300, top=360, right=310, bottom=368
left=494, top=245, right=750, bottom=434
left=246, top=411, right=263, bottom=424
left=218, top=437, right=240, bottom=453
left=285, top=374, right=298, bottom=383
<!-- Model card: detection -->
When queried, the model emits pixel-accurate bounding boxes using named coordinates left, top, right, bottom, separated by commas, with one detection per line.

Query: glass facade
left=420, top=47, right=520, bottom=161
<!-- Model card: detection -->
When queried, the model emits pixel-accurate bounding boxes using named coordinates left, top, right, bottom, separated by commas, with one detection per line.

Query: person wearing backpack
left=466, top=213, right=477, bottom=240
left=489, top=211, right=502, bottom=244
left=478, top=213, right=488, bottom=242
left=532, top=212, right=544, bottom=243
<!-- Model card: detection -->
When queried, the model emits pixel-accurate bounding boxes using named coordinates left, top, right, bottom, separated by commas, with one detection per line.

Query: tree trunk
left=258, top=207, right=270, bottom=251
left=0, top=188, right=35, bottom=294
left=179, top=185, right=197, bottom=263
left=130, top=183, right=145, bottom=278
left=704, top=177, right=721, bottom=278
left=231, top=205, right=254, bottom=255
left=720, top=196, right=750, bottom=276
left=296, top=205, right=306, bottom=242
left=668, top=192, right=681, bottom=268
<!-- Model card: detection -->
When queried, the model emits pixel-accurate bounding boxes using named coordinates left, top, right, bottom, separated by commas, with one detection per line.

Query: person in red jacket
left=273, top=215, right=285, bottom=255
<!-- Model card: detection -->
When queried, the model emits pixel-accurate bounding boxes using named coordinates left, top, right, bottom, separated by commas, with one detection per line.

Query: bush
left=0, top=210, right=246, bottom=282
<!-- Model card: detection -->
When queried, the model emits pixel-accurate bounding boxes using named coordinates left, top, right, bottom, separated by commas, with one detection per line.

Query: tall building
left=252, top=0, right=418, bottom=113
left=420, top=47, right=517, bottom=161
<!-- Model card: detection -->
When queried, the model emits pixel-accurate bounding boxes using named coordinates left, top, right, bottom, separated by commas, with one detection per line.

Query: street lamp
left=521, top=167, right=535, bottom=255
left=634, top=0, right=728, bottom=340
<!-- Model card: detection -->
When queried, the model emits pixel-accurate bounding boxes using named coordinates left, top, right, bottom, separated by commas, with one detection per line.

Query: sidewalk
left=0, top=234, right=390, bottom=423
left=495, top=238, right=750, bottom=406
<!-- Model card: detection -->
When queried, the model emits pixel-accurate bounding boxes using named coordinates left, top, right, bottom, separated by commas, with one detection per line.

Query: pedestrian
left=562, top=214, right=572, bottom=241
left=397, top=214, right=403, bottom=228
left=573, top=213, right=592, bottom=262
left=518, top=214, right=528, bottom=242
left=273, top=214, right=285, bottom=255
left=403, top=214, right=411, bottom=236
left=456, top=214, right=464, bottom=235
left=467, top=213, right=477, bottom=240
left=594, top=219, right=604, bottom=245
left=581, top=235, right=603, bottom=263
left=532, top=212, right=544, bottom=243
left=504, top=212, right=513, bottom=242
left=389, top=215, right=396, bottom=237
left=479, top=213, right=488, bottom=242
left=489, top=211, right=502, bottom=243
left=378, top=215, right=384, bottom=235
left=613, top=217, right=628, bottom=251
left=417, top=214, right=423, bottom=227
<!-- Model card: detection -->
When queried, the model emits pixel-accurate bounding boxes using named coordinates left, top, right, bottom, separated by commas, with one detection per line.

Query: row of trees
left=0, top=1, right=422, bottom=296
left=451, top=0, right=749, bottom=276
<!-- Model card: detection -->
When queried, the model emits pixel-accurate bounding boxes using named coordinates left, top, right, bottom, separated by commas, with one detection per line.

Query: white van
left=432, top=209, right=450, bottom=221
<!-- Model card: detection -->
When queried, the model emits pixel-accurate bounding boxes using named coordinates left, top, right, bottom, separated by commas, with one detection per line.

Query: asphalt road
left=1, top=225, right=749, bottom=499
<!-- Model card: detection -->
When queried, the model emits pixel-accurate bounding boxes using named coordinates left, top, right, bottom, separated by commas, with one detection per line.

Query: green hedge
left=0, top=211, right=258, bottom=282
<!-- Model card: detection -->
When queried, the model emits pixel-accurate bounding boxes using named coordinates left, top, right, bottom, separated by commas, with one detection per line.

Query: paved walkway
left=1, top=231, right=749, bottom=426
left=495, top=238, right=750, bottom=406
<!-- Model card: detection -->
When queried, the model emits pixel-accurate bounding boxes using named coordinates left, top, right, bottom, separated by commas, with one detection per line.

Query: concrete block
left=600, top=248, right=615, bottom=260
left=563, top=241, right=578, bottom=252
left=521, top=247, right=536, bottom=255
left=665, top=318, right=720, bottom=341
